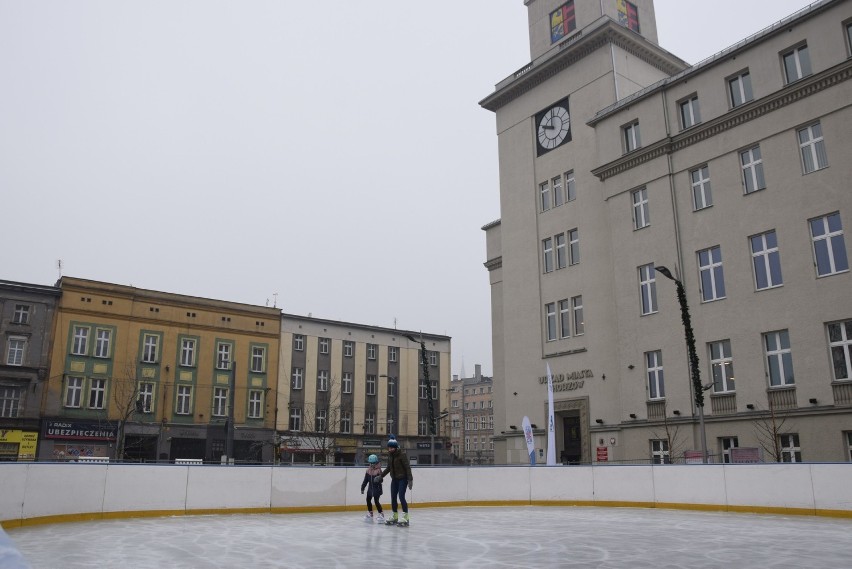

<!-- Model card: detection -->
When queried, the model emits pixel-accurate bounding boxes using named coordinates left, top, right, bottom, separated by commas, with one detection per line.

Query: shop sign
left=45, top=421, right=116, bottom=441
left=537, top=369, right=594, bottom=392
left=596, top=446, right=608, bottom=462
left=0, top=430, right=38, bottom=460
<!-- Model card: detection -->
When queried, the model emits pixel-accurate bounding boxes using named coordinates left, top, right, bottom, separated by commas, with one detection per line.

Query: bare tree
left=111, top=363, right=145, bottom=461
left=751, top=399, right=790, bottom=462
left=295, top=376, right=344, bottom=465
left=651, top=400, right=687, bottom=464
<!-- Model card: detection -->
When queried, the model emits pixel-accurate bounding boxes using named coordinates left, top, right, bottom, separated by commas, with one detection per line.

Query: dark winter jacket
left=361, top=464, right=383, bottom=497
left=381, top=449, right=413, bottom=482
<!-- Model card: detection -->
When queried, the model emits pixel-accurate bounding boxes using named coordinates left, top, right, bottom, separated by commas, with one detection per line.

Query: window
left=419, top=418, right=428, bottom=437
left=292, top=367, right=304, bottom=390
left=213, top=387, right=228, bottom=416
left=429, top=351, right=438, bottom=366
left=216, top=342, right=231, bottom=369
left=465, top=437, right=470, bottom=452
left=828, top=320, right=852, bottom=381
left=6, top=338, right=25, bottom=366
left=651, top=439, right=670, bottom=464
left=317, top=370, right=329, bottom=392
left=710, top=340, right=735, bottom=393
left=180, top=338, right=196, bottom=367
left=632, top=188, right=649, bottom=229
left=847, top=432, right=852, bottom=462
left=343, top=341, right=353, bottom=357
left=88, top=378, right=106, bottom=409
left=638, top=264, right=658, bottom=316
left=480, top=416, right=487, bottom=429
left=176, top=385, right=192, bottom=415
left=728, top=71, right=753, bottom=107
left=72, top=326, right=89, bottom=355
left=366, top=374, right=376, bottom=396
left=94, top=329, right=111, bottom=359
left=0, top=387, right=21, bottom=418
left=568, top=229, right=579, bottom=265
left=646, top=350, right=664, bottom=400
left=388, top=378, right=395, bottom=398
left=565, top=170, right=576, bottom=202
left=12, top=305, right=30, bottom=324
left=389, top=346, right=398, bottom=362
left=319, top=338, right=330, bottom=354
left=552, top=175, right=564, bottom=207
left=698, top=246, right=726, bottom=302
left=779, top=433, right=802, bottom=462
left=550, top=1, right=577, bottom=44
left=289, top=407, right=302, bottom=431
left=679, top=95, right=701, bottom=129
left=572, top=296, right=584, bottom=335
left=251, top=346, right=266, bottom=373
left=364, top=413, right=375, bottom=435
left=431, top=381, right=438, bottom=400
left=740, top=146, right=766, bottom=194
left=65, top=376, right=83, bottom=408
left=618, top=0, right=639, bottom=32
left=690, top=166, right=712, bottom=210
left=368, top=344, right=377, bottom=360
left=142, top=334, right=159, bottom=363
left=540, top=181, right=551, bottom=212
left=316, top=409, right=327, bottom=432
left=720, top=437, right=739, bottom=464
left=751, top=230, right=783, bottom=290
left=782, top=44, right=811, bottom=84
left=559, top=300, right=571, bottom=339
left=342, top=372, right=352, bottom=394
left=545, top=302, right=557, bottom=342
left=765, top=330, right=794, bottom=386
left=420, top=381, right=428, bottom=400
left=847, top=22, right=852, bottom=57
left=810, top=213, right=849, bottom=277
left=138, top=382, right=154, bottom=413
left=542, top=237, right=554, bottom=273
left=555, top=233, right=566, bottom=269
left=293, top=334, right=304, bottom=351
left=248, top=390, right=262, bottom=419
left=340, top=411, right=351, bottom=434
left=623, top=121, right=641, bottom=153
left=798, top=122, right=828, bottom=173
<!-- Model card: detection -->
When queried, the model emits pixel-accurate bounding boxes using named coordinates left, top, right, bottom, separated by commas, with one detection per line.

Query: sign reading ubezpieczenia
left=45, top=421, right=117, bottom=441
left=538, top=369, right=593, bottom=391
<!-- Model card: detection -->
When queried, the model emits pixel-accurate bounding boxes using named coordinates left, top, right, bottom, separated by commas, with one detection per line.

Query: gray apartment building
left=482, top=0, right=852, bottom=464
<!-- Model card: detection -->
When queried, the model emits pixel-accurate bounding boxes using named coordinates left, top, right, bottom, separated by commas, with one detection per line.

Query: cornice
left=591, top=60, right=852, bottom=181
left=480, top=19, right=686, bottom=113
left=483, top=257, right=503, bottom=272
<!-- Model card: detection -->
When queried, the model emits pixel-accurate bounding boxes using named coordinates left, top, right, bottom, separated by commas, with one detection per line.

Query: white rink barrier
left=1, top=463, right=851, bottom=528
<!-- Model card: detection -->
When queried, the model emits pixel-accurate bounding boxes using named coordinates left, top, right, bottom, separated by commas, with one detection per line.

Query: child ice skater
left=361, top=453, right=385, bottom=523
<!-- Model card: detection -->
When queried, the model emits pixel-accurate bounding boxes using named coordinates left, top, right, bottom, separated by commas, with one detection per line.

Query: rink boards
left=2, top=462, right=851, bottom=528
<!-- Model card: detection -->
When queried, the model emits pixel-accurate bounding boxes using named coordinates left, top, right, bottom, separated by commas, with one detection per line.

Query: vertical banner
left=521, top=416, right=536, bottom=465
left=546, top=364, right=557, bottom=465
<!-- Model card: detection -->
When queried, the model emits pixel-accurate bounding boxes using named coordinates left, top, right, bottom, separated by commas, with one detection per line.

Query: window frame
left=623, top=120, right=641, bottom=153
left=540, top=181, right=551, bottom=212
left=827, top=320, right=852, bottom=381
left=709, top=340, right=735, bottom=393
left=180, top=337, right=197, bottom=367
left=250, top=345, right=266, bottom=373
left=646, top=350, right=665, bottom=400
left=632, top=188, right=649, bottom=230
left=558, top=299, right=571, bottom=339
left=764, top=330, right=795, bottom=387
left=0, top=386, right=21, bottom=418
left=565, top=170, right=576, bottom=202
left=690, top=165, right=712, bottom=211
left=6, top=337, right=26, bottom=366
left=342, top=372, right=352, bottom=394
left=698, top=245, right=726, bottom=302
left=779, top=433, right=802, bottom=462
left=740, top=145, right=766, bottom=194
left=138, top=382, right=155, bottom=413
left=728, top=70, right=753, bottom=108
left=542, top=237, right=554, bottom=273
left=292, top=367, right=304, bottom=390
left=782, top=44, right=812, bottom=84
left=572, top=295, right=584, bottom=335
left=248, top=390, right=263, bottom=419
left=12, top=304, right=30, bottom=324
left=638, top=264, right=658, bottom=316
left=555, top=233, right=567, bottom=269
left=366, top=374, right=377, bottom=396
left=293, top=334, right=304, bottom=351
left=64, top=376, right=84, bottom=408
left=216, top=341, right=232, bottom=370
left=810, top=212, right=849, bottom=277
left=750, top=230, right=783, bottom=290
left=798, top=121, right=828, bottom=174
left=319, top=338, right=330, bottom=354
left=317, top=370, right=329, bottom=392
left=212, top=386, right=229, bottom=417
left=678, top=94, right=701, bottom=130
left=552, top=175, right=564, bottom=207
left=142, top=333, right=160, bottom=364
left=343, top=341, right=353, bottom=358
left=88, top=378, right=106, bottom=410
left=545, top=302, right=557, bottom=342
left=71, top=326, right=89, bottom=356
left=568, top=228, right=579, bottom=265
left=176, top=385, right=192, bottom=415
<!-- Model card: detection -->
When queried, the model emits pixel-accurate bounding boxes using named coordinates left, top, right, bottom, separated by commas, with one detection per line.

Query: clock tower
left=480, top=1, right=686, bottom=465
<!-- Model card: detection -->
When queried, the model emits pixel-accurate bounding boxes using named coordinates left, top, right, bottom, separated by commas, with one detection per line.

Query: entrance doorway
left=561, top=414, right=582, bottom=464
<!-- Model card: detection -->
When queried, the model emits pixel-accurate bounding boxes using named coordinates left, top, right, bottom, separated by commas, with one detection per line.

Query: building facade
left=0, top=280, right=60, bottom=460
left=277, top=314, right=451, bottom=465
left=41, top=277, right=281, bottom=463
left=483, top=0, right=852, bottom=464
left=449, top=364, right=495, bottom=465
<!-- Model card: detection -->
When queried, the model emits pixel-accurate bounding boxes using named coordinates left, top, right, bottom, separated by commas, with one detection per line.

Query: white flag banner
left=521, top=416, right=536, bottom=465
left=546, top=363, right=557, bottom=465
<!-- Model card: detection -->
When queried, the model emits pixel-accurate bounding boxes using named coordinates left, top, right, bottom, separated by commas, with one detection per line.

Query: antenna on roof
left=56, top=259, right=63, bottom=279
left=273, top=292, right=278, bottom=308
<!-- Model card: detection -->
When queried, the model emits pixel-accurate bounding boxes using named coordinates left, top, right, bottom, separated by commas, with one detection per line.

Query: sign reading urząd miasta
left=45, top=421, right=117, bottom=441
left=538, top=369, right=593, bottom=392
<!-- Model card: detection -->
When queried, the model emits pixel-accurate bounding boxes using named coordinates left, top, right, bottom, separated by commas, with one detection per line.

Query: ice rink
left=7, top=506, right=852, bottom=569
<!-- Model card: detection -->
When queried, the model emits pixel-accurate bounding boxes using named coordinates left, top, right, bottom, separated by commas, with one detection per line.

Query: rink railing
left=2, top=462, right=851, bottom=528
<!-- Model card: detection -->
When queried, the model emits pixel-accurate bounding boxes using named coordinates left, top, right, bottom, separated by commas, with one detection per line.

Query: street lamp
left=655, top=265, right=708, bottom=464
left=404, top=333, right=438, bottom=465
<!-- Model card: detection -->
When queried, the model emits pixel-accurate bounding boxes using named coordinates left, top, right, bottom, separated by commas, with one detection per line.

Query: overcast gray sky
left=0, top=1, right=813, bottom=378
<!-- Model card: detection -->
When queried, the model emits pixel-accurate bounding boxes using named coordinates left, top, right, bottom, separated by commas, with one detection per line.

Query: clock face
left=535, top=97, right=572, bottom=155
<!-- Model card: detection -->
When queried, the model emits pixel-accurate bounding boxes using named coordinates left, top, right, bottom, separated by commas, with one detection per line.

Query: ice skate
left=376, top=513, right=385, bottom=524
left=398, top=512, right=410, bottom=527
left=363, top=513, right=374, bottom=523
left=384, top=512, right=398, bottom=525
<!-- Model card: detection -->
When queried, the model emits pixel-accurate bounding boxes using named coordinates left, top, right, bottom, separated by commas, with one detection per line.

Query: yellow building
left=42, top=277, right=280, bottom=463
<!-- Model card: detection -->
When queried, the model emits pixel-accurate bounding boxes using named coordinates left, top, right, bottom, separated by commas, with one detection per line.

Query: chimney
left=475, top=364, right=481, bottom=381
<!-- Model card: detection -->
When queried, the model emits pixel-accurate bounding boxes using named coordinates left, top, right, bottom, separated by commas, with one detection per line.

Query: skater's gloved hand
left=408, top=480, right=413, bottom=490
left=361, top=489, right=364, bottom=494
left=373, top=476, right=382, bottom=483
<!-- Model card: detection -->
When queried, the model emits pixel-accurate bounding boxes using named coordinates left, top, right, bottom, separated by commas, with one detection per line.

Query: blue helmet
left=387, top=437, right=399, bottom=449
left=367, top=454, right=379, bottom=464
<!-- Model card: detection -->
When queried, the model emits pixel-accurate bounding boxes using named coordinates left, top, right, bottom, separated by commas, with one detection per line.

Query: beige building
left=277, top=314, right=451, bottom=465
left=449, top=364, right=495, bottom=465
left=482, top=0, right=852, bottom=464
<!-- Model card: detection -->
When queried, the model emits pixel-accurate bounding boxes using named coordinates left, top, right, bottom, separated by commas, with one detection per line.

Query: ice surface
left=7, top=506, right=852, bottom=569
